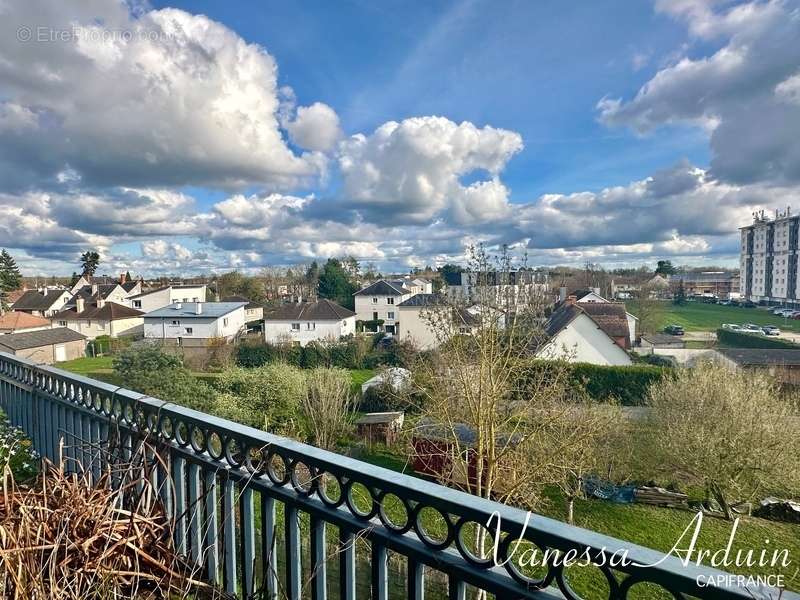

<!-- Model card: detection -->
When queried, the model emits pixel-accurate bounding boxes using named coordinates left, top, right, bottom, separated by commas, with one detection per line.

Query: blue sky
left=2, top=0, right=799, bottom=275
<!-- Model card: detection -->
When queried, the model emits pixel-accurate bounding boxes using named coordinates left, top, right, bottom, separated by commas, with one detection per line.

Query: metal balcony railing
left=0, top=351, right=794, bottom=600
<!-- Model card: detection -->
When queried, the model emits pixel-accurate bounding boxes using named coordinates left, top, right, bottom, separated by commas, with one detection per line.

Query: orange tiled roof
left=0, top=311, right=51, bottom=330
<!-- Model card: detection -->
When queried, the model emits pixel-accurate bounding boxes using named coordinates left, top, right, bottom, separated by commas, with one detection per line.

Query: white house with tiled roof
left=264, top=299, right=356, bottom=346
left=353, top=280, right=414, bottom=334
left=53, top=297, right=145, bottom=340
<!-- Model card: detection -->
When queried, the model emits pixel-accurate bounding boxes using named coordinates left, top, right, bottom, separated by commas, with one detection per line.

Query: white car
left=742, top=323, right=764, bottom=333
left=722, top=323, right=742, bottom=331
left=762, top=326, right=781, bottom=336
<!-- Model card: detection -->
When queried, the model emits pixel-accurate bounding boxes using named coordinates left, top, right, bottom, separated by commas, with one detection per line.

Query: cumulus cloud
left=599, top=0, right=800, bottom=185
left=337, top=116, right=523, bottom=224
left=0, top=1, right=328, bottom=189
left=286, top=103, right=342, bottom=152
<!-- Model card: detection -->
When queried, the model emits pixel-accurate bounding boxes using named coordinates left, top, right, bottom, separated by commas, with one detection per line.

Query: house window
left=307, top=322, right=315, bottom=330
left=387, top=297, right=394, bottom=305
left=172, top=320, right=180, bottom=326
left=185, top=327, right=193, bottom=335
left=291, top=323, right=300, bottom=330
left=223, top=318, right=229, bottom=327
left=133, top=300, right=142, bottom=308
left=58, top=321, right=67, bottom=327
left=373, top=312, right=378, bottom=320
left=387, top=311, right=395, bottom=319
left=372, top=297, right=378, bottom=304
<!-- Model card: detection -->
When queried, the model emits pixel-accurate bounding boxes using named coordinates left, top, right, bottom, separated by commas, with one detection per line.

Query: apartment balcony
left=0, top=350, right=791, bottom=600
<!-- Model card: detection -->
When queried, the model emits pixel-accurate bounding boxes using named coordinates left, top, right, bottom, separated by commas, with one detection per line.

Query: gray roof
left=221, top=295, right=263, bottom=310
left=717, top=348, right=800, bottom=366
left=0, top=327, right=86, bottom=350
left=356, top=412, right=404, bottom=425
left=354, top=280, right=411, bottom=296
left=398, top=293, right=441, bottom=307
left=144, top=302, right=246, bottom=319
left=641, top=333, right=685, bottom=345
left=265, top=299, right=355, bottom=321
left=11, top=290, right=66, bottom=311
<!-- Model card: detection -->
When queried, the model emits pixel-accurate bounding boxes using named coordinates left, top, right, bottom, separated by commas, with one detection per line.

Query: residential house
left=53, top=297, right=145, bottom=340
left=222, top=296, right=264, bottom=324
left=127, top=284, right=208, bottom=313
left=68, top=283, right=131, bottom=309
left=443, top=270, right=549, bottom=305
left=537, top=298, right=632, bottom=365
left=11, top=289, right=72, bottom=317
left=70, top=274, right=141, bottom=297
left=400, top=277, right=433, bottom=295
left=396, top=293, right=478, bottom=350
left=0, top=311, right=52, bottom=335
left=353, top=280, right=414, bottom=334
left=264, top=299, right=355, bottom=346
left=144, top=302, right=246, bottom=345
left=0, top=327, right=86, bottom=364
left=572, top=290, right=638, bottom=346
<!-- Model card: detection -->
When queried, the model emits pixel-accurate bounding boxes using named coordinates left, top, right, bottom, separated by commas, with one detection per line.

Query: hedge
left=716, top=328, right=800, bottom=350
left=235, top=337, right=416, bottom=371
left=518, top=361, right=671, bottom=406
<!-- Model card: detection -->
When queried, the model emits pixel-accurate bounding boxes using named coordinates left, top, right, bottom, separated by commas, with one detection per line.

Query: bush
left=716, top=328, right=800, bottom=349
left=0, top=413, right=38, bottom=482
left=235, top=336, right=406, bottom=370
left=213, top=364, right=306, bottom=433
left=112, top=344, right=216, bottom=412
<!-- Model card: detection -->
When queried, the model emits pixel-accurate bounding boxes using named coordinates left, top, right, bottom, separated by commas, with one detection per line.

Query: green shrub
left=213, top=364, right=306, bottom=433
left=716, top=328, right=800, bottom=349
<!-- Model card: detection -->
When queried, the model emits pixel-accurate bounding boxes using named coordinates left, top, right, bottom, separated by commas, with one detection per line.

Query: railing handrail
left=0, top=350, right=794, bottom=599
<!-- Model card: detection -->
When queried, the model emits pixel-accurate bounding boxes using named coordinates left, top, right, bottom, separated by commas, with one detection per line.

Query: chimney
left=120, top=273, right=126, bottom=284
left=76, top=297, right=85, bottom=313
left=195, top=303, right=202, bottom=315
left=91, top=284, right=99, bottom=295
left=566, top=295, right=577, bottom=306
left=96, top=298, right=105, bottom=309
left=175, top=302, right=182, bottom=310
left=559, top=286, right=567, bottom=302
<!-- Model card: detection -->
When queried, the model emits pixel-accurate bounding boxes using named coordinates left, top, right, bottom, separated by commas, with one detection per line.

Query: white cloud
left=286, top=103, right=342, bottom=152
left=0, top=2, right=328, bottom=189
left=337, top=116, right=523, bottom=224
left=599, top=0, right=800, bottom=185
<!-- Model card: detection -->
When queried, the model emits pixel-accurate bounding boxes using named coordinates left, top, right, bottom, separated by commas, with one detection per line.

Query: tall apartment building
left=740, top=209, right=799, bottom=306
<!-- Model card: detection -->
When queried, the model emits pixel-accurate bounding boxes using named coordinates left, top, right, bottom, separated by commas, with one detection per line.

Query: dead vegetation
left=0, top=442, right=226, bottom=600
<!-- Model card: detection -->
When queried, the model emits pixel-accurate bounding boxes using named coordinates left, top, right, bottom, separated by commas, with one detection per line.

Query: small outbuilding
left=355, top=412, right=405, bottom=446
left=0, top=327, right=87, bottom=364
left=638, top=333, right=686, bottom=350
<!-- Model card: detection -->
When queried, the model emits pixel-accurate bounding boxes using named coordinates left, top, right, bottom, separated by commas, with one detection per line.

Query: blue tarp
left=583, top=475, right=636, bottom=504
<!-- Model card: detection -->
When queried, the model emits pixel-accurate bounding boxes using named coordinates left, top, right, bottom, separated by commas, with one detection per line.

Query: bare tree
left=411, top=245, right=573, bottom=508
left=301, top=367, right=353, bottom=451
left=639, top=362, right=800, bottom=519
left=537, top=400, right=624, bottom=524
left=629, top=283, right=664, bottom=336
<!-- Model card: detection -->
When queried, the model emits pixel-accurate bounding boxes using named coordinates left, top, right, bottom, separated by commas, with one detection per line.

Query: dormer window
left=387, top=297, right=394, bottom=304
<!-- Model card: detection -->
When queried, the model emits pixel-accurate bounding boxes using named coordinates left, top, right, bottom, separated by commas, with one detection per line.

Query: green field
left=633, top=300, right=800, bottom=333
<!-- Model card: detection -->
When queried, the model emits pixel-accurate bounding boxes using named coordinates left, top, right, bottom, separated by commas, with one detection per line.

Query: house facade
left=11, top=289, right=72, bottom=317
left=70, top=274, right=141, bottom=297
left=264, top=299, right=355, bottom=346
left=353, top=280, right=414, bottom=334
left=143, top=302, right=246, bottom=343
left=222, top=296, right=264, bottom=323
left=53, top=297, right=144, bottom=340
left=443, top=270, right=548, bottom=305
left=127, top=285, right=208, bottom=312
left=537, top=300, right=632, bottom=365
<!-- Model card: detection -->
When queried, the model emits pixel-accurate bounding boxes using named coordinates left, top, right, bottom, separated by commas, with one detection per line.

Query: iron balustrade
left=0, top=351, right=795, bottom=600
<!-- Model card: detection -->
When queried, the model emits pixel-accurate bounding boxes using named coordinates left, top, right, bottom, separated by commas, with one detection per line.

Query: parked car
left=771, top=307, right=787, bottom=315
left=722, top=323, right=742, bottom=331
left=664, top=324, right=685, bottom=336
left=762, top=326, right=781, bottom=336
left=741, top=300, right=757, bottom=308
left=742, top=323, right=764, bottom=333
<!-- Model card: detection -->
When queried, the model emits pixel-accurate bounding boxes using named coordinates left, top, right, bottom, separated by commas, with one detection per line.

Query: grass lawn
left=634, top=300, right=800, bottom=333
left=359, top=447, right=799, bottom=595
left=349, top=368, right=375, bottom=392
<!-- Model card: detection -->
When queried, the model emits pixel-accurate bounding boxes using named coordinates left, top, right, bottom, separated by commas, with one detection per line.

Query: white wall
left=537, top=313, right=632, bottom=365
left=129, top=286, right=207, bottom=312
left=354, top=294, right=411, bottom=328
left=54, top=316, right=143, bottom=340
left=397, top=307, right=438, bottom=349
left=143, top=306, right=245, bottom=341
left=264, top=316, right=355, bottom=346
